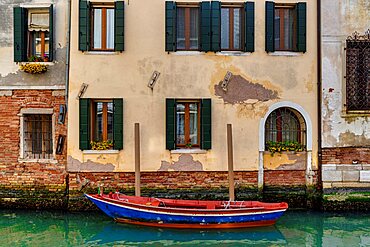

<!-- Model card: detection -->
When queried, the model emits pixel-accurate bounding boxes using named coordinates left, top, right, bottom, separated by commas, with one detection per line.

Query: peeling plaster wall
left=0, top=0, right=67, bottom=85
left=321, top=0, right=370, bottom=148
left=67, top=0, right=318, bottom=172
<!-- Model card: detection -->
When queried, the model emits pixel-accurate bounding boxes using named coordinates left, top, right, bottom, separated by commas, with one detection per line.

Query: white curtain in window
left=190, top=8, right=199, bottom=49
left=94, top=9, right=102, bottom=49
left=176, top=8, right=185, bottom=49
left=221, top=8, right=229, bottom=49
left=106, top=9, right=115, bottom=49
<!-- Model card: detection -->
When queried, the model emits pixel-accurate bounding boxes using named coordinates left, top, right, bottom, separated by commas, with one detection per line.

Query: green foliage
left=28, top=55, right=49, bottom=62
left=90, top=140, right=113, bottom=150
left=266, top=141, right=305, bottom=155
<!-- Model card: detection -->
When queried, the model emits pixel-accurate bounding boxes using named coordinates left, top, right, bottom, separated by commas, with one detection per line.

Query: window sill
left=268, top=51, right=303, bottom=57
left=83, top=51, right=120, bottom=55
left=172, top=51, right=204, bottom=56
left=341, top=110, right=370, bottom=117
left=216, top=51, right=251, bottom=56
left=83, top=150, right=120, bottom=154
left=18, top=158, right=57, bottom=164
left=171, top=149, right=207, bottom=154
left=18, top=62, right=54, bottom=65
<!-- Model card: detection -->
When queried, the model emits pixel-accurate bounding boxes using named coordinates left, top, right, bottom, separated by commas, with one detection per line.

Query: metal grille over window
left=265, top=107, right=306, bottom=149
left=346, top=30, right=370, bottom=112
left=24, top=114, right=53, bottom=159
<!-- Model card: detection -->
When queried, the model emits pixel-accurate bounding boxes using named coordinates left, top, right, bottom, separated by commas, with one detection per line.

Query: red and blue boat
left=85, top=193, right=288, bottom=229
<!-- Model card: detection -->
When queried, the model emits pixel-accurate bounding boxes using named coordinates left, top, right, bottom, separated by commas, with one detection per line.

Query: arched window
left=265, top=107, right=306, bottom=149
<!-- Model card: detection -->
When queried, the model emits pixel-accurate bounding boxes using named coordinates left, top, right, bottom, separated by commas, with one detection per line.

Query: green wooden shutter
left=200, top=2, right=211, bottom=52
left=79, top=99, right=90, bottom=150
left=13, top=7, right=27, bottom=62
left=115, top=1, right=125, bottom=51
left=165, top=2, right=176, bottom=52
left=113, top=99, right=124, bottom=150
left=265, top=1, right=275, bottom=52
left=296, top=2, right=307, bottom=52
left=244, top=2, right=254, bottom=52
left=166, top=99, right=176, bottom=150
left=210, top=1, right=221, bottom=52
left=201, top=99, right=212, bottom=150
left=79, top=0, right=90, bottom=51
left=49, top=4, right=54, bottom=61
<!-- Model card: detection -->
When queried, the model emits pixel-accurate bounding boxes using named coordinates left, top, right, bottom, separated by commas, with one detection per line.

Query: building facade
left=321, top=1, right=370, bottom=191
left=0, top=0, right=68, bottom=208
left=67, top=0, right=319, bottom=204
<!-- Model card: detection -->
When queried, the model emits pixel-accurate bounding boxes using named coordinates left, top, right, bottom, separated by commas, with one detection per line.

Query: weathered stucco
left=67, top=156, right=115, bottom=172
left=263, top=152, right=307, bottom=170
left=321, top=0, right=370, bottom=148
left=159, top=154, right=203, bottom=171
left=67, top=0, right=318, bottom=172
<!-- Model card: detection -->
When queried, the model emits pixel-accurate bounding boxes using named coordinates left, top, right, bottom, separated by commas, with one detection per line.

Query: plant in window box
left=185, top=142, right=193, bottom=149
left=19, top=63, right=48, bottom=74
left=266, top=141, right=305, bottom=156
left=90, top=140, right=113, bottom=150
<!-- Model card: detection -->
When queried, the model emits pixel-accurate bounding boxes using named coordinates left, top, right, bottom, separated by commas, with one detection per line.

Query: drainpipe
left=316, top=0, right=322, bottom=190
left=65, top=0, right=72, bottom=106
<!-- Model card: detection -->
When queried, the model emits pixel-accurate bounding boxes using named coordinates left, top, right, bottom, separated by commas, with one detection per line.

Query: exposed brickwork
left=0, top=90, right=67, bottom=191
left=264, top=170, right=307, bottom=186
left=322, top=147, right=370, bottom=165
left=68, top=171, right=259, bottom=191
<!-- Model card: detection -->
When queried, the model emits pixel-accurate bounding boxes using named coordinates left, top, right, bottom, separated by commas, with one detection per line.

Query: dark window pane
left=274, top=9, right=281, bottom=49
left=177, top=8, right=186, bottom=49
left=221, top=8, right=230, bottom=49
left=176, top=103, right=185, bottom=145
left=189, top=8, right=199, bottom=49
left=107, top=102, right=113, bottom=141
left=189, top=103, right=198, bottom=144
left=233, top=8, right=241, bottom=50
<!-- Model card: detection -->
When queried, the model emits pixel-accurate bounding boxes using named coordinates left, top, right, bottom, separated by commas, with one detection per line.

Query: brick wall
left=264, top=170, right=307, bottom=186
left=0, top=90, right=67, bottom=193
left=322, top=147, right=370, bottom=164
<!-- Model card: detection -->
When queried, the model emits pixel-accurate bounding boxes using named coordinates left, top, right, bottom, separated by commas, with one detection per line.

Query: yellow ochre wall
left=67, top=0, right=318, bottom=173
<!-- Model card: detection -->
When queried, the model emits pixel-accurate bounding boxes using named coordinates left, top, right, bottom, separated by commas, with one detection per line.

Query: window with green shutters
left=79, top=99, right=123, bottom=150
left=265, top=1, right=306, bottom=53
left=166, top=99, right=211, bottom=150
left=79, top=0, right=124, bottom=52
left=165, top=1, right=254, bottom=53
left=13, top=5, right=54, bottom=62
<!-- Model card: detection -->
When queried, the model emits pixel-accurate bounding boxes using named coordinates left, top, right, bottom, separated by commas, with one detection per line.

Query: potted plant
left=90, top=140, right=113, bottom=150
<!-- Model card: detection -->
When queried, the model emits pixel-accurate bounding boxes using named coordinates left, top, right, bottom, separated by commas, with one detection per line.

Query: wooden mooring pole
left=227, top=124, right=235, bottom=201
left=135, top=123, right=141, bottom=197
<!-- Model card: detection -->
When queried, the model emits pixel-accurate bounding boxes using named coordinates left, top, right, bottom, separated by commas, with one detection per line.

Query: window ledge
left=18, top=158, right=57, bottom=164
left=18, top=62, right=54, bottom=65
left=83, top=51, right=120, bottom=55
left=172, top=51, right=204, bottom=56
left=268, top=51, right=303, bottom=57
left=216, top=51, right=251, bottom=56
left=171, top=149, right=207, bottom=154
left=341, top=110, right=370, bottom=117
left=83, top=150, right=120, bottom=154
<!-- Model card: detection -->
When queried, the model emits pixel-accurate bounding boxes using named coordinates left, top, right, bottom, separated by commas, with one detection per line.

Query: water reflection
left=1, top=210, right=370, bottom=246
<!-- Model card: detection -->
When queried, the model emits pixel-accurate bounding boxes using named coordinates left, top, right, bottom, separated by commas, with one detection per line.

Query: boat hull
left=86, top=194, right=287, bottom=229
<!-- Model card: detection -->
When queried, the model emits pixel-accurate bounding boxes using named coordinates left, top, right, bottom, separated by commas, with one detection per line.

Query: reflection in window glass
left=221, top=8, right=229, bottom=50
left=176, top=104, right=185, bottom=145
left=94, top=9, right=102, bottom=49
left=106, top=9, right=115, bottom=50
left=177, top=8, right=185, bottom=49
left=189, top=103, right=198, bottom=144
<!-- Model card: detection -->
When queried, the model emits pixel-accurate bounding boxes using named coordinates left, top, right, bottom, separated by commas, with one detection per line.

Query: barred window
left=265, top=107, right=306, bottom=148
left=346, top=30, right=370, bottom=111
left=23, top=114, right=53, bottom=159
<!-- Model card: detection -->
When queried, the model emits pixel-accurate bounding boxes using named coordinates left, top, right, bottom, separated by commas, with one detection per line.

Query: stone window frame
left=19, top=108, right=57, bottom=163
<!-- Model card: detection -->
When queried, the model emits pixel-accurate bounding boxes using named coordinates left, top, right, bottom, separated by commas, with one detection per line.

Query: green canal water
left=1, top=210, right=369, bottom=247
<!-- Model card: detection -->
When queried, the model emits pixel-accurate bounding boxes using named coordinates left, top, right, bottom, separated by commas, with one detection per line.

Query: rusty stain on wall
left=159, top=154, right=204, bottom=171
left=263, top=152, right=306, bottom=170
left=214, top=75, right=279, bottom=104
left=67, top=156, right=115, bottom=172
